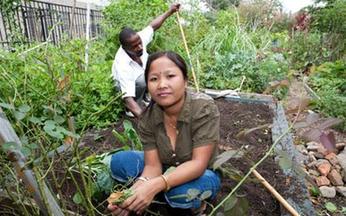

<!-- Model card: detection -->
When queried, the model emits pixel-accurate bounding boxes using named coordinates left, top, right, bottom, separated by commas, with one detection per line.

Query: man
left=111, top=3, right=180, bottom=118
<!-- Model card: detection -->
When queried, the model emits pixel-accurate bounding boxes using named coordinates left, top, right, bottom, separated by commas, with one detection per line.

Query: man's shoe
left=125, top=111, right=134, bottom=118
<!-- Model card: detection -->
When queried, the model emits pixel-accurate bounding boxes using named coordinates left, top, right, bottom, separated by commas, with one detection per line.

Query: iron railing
left=0, top=0, right=103, bottom=49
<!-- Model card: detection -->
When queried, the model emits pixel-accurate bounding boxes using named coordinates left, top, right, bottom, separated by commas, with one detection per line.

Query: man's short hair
left=119, top=27, right=137, bottom=47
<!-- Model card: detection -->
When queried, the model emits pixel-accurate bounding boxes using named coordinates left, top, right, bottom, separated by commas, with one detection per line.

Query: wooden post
left=0, top=108, right=64, bottom=216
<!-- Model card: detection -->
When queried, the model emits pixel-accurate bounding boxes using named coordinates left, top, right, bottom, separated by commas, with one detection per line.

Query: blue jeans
left=109, top=151, right=221, bottom=209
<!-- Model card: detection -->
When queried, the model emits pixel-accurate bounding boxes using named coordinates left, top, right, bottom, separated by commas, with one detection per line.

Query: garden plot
left=45, top=92, right=315, bottom=215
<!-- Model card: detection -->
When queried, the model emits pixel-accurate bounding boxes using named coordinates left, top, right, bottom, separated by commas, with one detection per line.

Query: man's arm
left=124, top=97, right=143, bottom=118
left=149, top=3, right=180, bottom=31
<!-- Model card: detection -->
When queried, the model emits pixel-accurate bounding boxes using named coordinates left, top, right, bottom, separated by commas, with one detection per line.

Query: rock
left=296, top=144, right=308, bottom=155
left=336, top=142, right=346, bottom=151
left=343, top=170, right=346, bottom=183
left=336, top=186, right=346, bottom=197
left=317, top=161, right=331, bottom=176
left=315, top=159, right=329, bottom=167
left=327, top=169, right=344, bottom=186
left=337, top=148, right=346, bottom=172
left=306, top=141, right=321, bottom=151
left=325, top=152, right=339, bottom=167
left=313, top=152, right=325, bottom=159
left=315, top=176, right=330, bottom=186
left=319, top=186, right=336, bottom=198
left=307, top=160, right=317, bottom=168
left=317, top=147, right=329, bottom=156
left=308, top=169, right=320, bottom=177
left=308, top=152, right=317, bottom=163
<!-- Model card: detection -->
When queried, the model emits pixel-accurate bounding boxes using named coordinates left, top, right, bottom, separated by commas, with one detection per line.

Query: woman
left=109, top=51, right=221, bottom=215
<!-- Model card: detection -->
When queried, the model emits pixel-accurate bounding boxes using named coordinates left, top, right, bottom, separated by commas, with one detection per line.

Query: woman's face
left=147, top=56, right=187, bottom=108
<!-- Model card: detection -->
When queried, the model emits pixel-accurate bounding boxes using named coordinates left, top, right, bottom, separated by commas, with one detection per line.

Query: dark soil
left=51, top=99, right=290, bottom=215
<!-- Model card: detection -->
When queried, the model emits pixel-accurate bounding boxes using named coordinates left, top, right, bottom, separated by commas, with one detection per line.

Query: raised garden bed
left=1, top=92, right=316, bottom=215
left=52, top=91, right=315, bottom=215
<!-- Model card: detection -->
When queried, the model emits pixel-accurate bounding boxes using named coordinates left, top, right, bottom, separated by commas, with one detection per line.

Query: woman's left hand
left=120, top=181, right=158, bottom=215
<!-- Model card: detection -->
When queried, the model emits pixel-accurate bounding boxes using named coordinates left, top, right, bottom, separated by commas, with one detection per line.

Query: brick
left=327, top=169, right=344, bottom=186
left=317, top=161, right=331, bottom=176
left=315, top=176, right=330, bottom=186
left=325, top=152, right=339, bottom=167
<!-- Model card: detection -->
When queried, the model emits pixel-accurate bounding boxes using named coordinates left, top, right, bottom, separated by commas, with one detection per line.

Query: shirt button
left=175, top=162, right=180, bottom=165
left=172, top=153, right=176, bottom=158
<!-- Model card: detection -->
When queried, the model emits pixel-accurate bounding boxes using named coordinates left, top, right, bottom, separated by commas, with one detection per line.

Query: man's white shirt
left=111, top=26, right=154, bottom=98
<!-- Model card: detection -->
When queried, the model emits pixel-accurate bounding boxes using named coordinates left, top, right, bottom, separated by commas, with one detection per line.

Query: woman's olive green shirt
left=138, top=91, right=220, bottom=169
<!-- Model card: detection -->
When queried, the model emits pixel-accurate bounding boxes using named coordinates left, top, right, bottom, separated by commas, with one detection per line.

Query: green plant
left=308, top=61, right=346, bottom=131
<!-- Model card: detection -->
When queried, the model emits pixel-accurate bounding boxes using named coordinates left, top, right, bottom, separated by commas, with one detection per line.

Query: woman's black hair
left=144, top=51, right=188, bottom=84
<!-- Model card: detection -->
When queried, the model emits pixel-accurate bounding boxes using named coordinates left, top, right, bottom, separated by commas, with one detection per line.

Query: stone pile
left=299, top=141, right=346, bottom=198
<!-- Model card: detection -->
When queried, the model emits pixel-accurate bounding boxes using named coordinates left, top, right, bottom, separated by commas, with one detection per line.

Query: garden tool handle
left=252, top=169, right=300, bottom=216
left=175, top=11, right=199, bottom=92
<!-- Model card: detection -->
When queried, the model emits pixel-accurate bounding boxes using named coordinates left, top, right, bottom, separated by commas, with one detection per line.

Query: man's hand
left=169, top=3, right=181, bottom=14
left=150, top=3, right=181, bottom=30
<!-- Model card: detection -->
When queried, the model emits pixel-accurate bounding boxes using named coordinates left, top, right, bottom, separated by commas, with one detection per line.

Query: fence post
left=0, top=108, right=64, bottom=216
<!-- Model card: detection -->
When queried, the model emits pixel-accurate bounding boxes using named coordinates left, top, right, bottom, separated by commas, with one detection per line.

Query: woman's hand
left=120, top=177, right=165, bottom=215
left=107, top=203, right=130, bottom=216
left=120, top=182, right=155, bottom=214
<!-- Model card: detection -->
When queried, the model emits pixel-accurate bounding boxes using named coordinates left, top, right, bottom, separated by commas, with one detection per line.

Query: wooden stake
left=176, top=12, right=199, bottom=92
left=252, top=169, right=300, bottom=216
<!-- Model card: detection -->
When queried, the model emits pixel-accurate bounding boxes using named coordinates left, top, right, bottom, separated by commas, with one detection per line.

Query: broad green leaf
left=224, top=195, right=237, bottom=212
left=73, top=192, right=83, bottom=204
left=18, top=104, right=31, bottom=113
left=54, top=115, right=65, bottom=124
left=325, top=202, right=337, bottom=213
left=14, top=111, right=26, bottom=120
left=20, top=136, right=28, bottom=145
left=186, top=188, right=200, bottom=201
left=224, top=196, right=249, bottom=216
left=123, top=120, right=133, bottom=132
left=277, top=150, right=293, bottom=170
left=96, top=171, right=114, bottom=193
left=29, top=143, right=39, bottom=149
left=29, top=116, right=41, bottom=124
left=200, top=190, right=212, bottom=200
left=0, top=102, right=15, bottom=110
left=22, top=146, right=31, bottom=157
left=341, top=207, right=346, bottom=213
left=2, top=141, right=17, bottom=152
left=44, top=120, right=56, bottom=131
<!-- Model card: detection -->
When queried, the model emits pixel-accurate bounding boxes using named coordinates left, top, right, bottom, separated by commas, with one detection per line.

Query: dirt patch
left=51, top=99, right=294, bottom=215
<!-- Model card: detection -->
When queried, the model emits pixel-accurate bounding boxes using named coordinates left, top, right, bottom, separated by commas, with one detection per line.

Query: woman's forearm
left=164, top=159, right=207, bottom=189
left=140, top=164, right=162, bottom=179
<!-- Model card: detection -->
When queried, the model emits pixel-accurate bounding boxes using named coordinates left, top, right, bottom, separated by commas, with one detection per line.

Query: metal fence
left=0, top=0, right=103, bottom=49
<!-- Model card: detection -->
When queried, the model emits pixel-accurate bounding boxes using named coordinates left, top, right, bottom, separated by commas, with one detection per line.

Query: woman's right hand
left=108, top=203, right=130, bottom=216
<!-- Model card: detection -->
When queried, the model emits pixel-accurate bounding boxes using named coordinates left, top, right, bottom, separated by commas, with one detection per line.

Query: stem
left=210, top=125, right=292, bottom=215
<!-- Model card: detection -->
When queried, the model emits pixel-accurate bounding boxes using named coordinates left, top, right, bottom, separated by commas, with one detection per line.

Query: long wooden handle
left=252, top=169, right=300, bottom=216
left=176, top=12, right=199, bottom=92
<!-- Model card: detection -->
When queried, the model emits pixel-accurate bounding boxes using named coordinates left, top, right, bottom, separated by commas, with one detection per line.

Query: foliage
left=102, top=0, right=169, bottom=60
left=237, top=0, right=283, bottom=30
left=287, top=31, right=326, bottom=69
left=309, top=0, right=346, bottom=60
left=112, top=120, right=143, bottom=150
left=206, top=0, right=240, bottom=10
left=308, top=61, right=346, bottom=131
left=0, top=40, right=123, bottom=132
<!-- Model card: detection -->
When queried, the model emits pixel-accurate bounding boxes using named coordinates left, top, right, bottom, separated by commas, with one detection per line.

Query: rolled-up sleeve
left=191, top=101, right=220, bottom=147
left=138, top=116, right=157, bottom=151
left=138, top=26, right=154, bottom=47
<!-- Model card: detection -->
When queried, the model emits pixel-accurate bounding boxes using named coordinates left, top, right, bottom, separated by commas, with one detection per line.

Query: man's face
left=124, top=33, right=143, bottom=57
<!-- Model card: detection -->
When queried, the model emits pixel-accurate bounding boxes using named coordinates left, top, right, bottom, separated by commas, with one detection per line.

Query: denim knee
left=110, top=151, right=144, bottom=182
left=164, top=169, right=221, bottom=209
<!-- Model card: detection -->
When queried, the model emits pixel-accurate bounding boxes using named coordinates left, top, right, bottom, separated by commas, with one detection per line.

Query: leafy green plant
left=308, top=61, right=346, bottom=131
left=112, top=120, right=143, bottom=150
